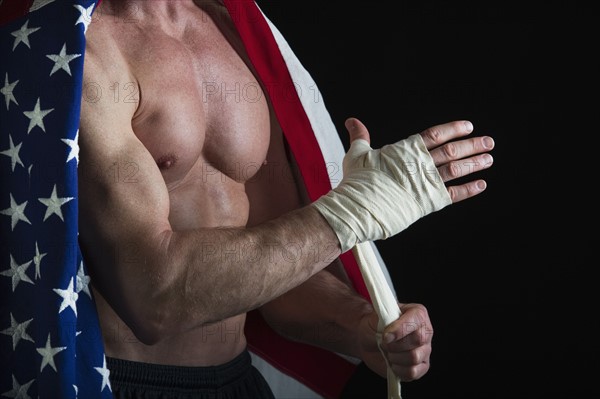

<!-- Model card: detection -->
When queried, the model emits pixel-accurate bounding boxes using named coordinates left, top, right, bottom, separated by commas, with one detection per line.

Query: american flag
left=0, top=0, right=112, bottom=398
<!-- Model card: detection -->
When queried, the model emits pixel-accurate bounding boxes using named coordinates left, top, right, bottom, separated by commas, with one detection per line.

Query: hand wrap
left=312, top=134, right=452, bottom=252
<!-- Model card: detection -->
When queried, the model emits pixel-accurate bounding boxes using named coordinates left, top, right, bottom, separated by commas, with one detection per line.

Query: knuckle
left=415, top=329, right=428, bottom=346
left=442, top=143, right=458, bottom=159
left=447, top=186, right=458, bottom=202
left=467, top=182, right=479, bottom=197
left=412, top=304, right=429, bottom=323
left=447, top=162, right=462, bottom=179
left=416, top=331, right=430, bottom=347
left=412, top=306, right=433, bottom=344
left=423, top=127, right=442, bottom=144
left=408, top=350, right=421, bottom=365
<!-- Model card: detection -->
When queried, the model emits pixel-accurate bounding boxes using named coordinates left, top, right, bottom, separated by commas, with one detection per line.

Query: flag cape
left=0, top=1, right=396, bottom=398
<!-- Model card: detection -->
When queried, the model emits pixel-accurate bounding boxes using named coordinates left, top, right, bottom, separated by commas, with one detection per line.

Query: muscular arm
left=260, top=265, right=373, bottom=359
left=78, top=50, right=341, bottom=345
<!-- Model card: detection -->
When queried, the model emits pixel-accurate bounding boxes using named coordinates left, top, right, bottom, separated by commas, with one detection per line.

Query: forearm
left=154, top=206, right=341, bottom=335
left=259, top=267, right=374, bottom=359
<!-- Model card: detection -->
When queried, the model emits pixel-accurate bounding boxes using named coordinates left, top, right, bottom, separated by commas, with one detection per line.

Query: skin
left=78, top=0, right=494, bottom=384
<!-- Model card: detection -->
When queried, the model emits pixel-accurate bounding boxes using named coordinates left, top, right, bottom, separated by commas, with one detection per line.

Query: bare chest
left=123, top=23, right=271, bottom=187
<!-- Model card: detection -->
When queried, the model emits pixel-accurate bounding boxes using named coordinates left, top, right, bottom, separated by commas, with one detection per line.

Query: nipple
left=156, top=154, right=177, bottom=170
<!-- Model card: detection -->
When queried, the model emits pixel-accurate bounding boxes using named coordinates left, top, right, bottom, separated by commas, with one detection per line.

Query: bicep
left=77, top=56, right=171, bottom=329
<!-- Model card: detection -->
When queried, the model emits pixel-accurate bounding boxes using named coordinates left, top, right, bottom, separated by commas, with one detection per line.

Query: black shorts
left=106, top=350, right=275, bottom=399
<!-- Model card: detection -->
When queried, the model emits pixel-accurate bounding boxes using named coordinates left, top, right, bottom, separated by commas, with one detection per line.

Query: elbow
left=128, top=308, right=170, bottom=346
left=126, top=284, right=181, bottom=345
left=130, top=325, right=162, bottom=346
left=122, top=284, right=173, bottom=345
left=130, top=288, right=211, bottom=346
left=122, top=229, right=217, bottom=344
left=126, top=229, right=181, bottom=345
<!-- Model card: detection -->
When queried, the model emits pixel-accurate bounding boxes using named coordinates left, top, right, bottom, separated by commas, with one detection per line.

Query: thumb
left=345, top=117, right=371, bottom=145
left=343, top=118, right=373, bottom=173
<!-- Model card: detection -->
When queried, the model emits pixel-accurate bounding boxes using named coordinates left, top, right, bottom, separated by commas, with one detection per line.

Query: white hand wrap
left=312, top=134, right=452, bottom=253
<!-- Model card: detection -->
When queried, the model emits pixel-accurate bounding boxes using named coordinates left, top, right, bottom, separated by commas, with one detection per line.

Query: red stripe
left=340, top=252, right=370, bottom=299
left=222, top=0, right=331, bottom=201
left=0, top=0, right=34, bottom=26
left=245, top=311, right=358, bottom=399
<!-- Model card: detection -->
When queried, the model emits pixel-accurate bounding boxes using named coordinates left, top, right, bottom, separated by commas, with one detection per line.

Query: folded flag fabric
left=1, top=1, right=113, bottom=398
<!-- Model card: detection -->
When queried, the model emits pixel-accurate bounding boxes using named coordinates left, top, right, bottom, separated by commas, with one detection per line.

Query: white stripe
left=250, top=352, right=323, bottom=399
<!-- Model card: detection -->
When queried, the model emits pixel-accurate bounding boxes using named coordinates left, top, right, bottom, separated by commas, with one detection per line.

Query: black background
left=255, top=1, right=597, bottom=398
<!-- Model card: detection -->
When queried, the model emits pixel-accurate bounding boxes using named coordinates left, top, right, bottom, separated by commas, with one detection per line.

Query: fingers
left=419, top=121, right=494, bottom=203
left=387, top=343, right=431, bottom=381
left=390, top=359, right=431, bottom=382
left=381, top=304, right=434, bottom=381
left=447, top=180, right=488, bottom=203
left=342, top=117, right=493, bottom=205
left=387, top=343, right=432, bottom=367
left=382, top=304, right=432, bottom=353
left=345, top=117, right=371, bottom=144
left=430, top=135, right=495, bottom=167
left=437, top=153, right=494, bottom=183
left=420, top=120, right=474, bottom=150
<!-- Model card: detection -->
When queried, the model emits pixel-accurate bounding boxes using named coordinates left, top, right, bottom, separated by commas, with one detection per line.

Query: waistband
left=106, top=350, right=252, bottom=390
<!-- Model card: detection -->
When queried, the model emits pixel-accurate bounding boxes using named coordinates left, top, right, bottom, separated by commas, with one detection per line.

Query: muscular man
left=78, top=1, right=495, bottom=397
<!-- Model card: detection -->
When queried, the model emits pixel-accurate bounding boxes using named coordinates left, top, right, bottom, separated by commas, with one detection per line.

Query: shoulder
left=82, top=19, right=139, bottom=120
left=85, top=29, right=121, bottom=73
